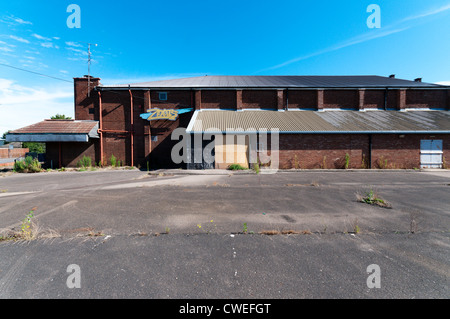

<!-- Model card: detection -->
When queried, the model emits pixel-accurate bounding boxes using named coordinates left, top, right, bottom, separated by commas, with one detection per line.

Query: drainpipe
left=98, top=91, right=104, bottom=165
left=384, top=88, right=388, bottom=110
left=286, top=89, right=289, bottom=111
left=129, top=87, right=134, bottom=167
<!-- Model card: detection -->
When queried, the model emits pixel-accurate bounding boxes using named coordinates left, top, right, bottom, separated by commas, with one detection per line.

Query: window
left=159, top=92, right=168, bottom=101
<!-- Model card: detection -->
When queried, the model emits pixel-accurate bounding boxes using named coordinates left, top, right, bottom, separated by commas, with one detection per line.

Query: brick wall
left=363, top=90, right=385, bottom=109
left=0, top=148, right=29, bottom=159
left=405, top=90, right=447, bottom=109
left=278, top=134, right=370, bottom=169
left=45, top=141, right=97, bottom=168
left=278, top=133, right=450, bottom=169
left=147, top=113, right=191, bottom=168
left=151, top=90, right=192, bottom=109
left=323, top=90, right=358, bottom=109
left=371, top=134, right=450, bottom=169
left=201, top=90, right=236, bottom=109
left=287, top=90, right=317, bottom=109
left=99, top=90, right=151, bottom=167
left=242, top=90, right=277, bottom=109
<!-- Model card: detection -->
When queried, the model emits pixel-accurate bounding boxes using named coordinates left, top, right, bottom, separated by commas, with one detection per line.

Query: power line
left=0, top=62, right=193, bottom=108
left=0, top=63, right=73, bottom=83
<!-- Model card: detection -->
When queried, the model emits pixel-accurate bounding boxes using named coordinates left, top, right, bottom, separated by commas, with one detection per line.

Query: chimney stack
left=73, top=76, right=101, bottom=120
left=389, top=74, right=396, bottom=78
left=414, top=78, right=422, bottom=82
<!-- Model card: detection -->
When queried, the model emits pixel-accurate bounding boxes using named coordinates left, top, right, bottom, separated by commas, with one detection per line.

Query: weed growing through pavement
left=20, top=208, right=36, bottom=240
left=356, top=187, right=392, bottom=208
left=0, top=207, right=39, bottom=241
left=408, top=209, right=422, bottom=234
left=353, top=218, right=360, bottom=234
left=197, top=220, right=217, bottom=234
left=344, top=153, right=350, bottom=169
left=228, top=163, right=247, bottom=171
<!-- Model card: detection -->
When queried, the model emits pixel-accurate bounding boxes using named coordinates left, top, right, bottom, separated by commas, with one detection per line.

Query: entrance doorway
left=420, top=140, right=443, bottom=168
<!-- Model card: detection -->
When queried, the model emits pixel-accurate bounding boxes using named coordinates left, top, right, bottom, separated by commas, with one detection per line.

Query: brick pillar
left=397, top=89, right=406, bottom=110
left=236, top=90, right=243, bottom=110
left=144, top=90, right=151, bottom=111
left=277, top=90, right=286, bottom=110
left=358, top=89, right=365, bottom=110
left=195, top=90, right=202, bottom=109
left=317, top=90, right=324, bottom=110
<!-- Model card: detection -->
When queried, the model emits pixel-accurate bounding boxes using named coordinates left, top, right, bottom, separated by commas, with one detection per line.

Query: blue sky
left=1, top=0, right=450, bottom=133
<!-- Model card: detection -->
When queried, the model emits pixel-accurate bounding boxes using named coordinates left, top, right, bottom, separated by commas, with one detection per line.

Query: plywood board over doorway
left=215, top=135, right=249, bottom=169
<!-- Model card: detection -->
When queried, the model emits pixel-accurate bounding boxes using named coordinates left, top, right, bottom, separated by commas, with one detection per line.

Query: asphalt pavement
left=0, top=169, right=449, bottom=299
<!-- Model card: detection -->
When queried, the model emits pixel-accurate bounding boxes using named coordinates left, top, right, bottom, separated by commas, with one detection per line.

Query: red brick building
left=7, top=75, right=450, bottom=169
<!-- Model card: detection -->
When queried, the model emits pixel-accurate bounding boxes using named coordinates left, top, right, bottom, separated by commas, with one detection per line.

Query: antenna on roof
left=86, top=43, right=98, bottom=97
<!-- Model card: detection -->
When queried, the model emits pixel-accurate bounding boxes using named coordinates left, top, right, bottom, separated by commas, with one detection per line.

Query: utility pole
left=87, top=43, right=97, bottom=97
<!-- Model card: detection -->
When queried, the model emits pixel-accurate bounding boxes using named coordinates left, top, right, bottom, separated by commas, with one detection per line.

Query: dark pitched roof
left=7, top=120, right=99, bottom=142
left=100, top=75, right=446, bottom=89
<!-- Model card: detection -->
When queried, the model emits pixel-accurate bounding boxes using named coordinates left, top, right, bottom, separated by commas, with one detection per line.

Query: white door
left=420, top=140, right=443, bottom=168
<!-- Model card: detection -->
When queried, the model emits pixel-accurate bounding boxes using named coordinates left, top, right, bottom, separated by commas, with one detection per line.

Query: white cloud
left=40, top=42, right=59, bottom=49
left=66, top=41, right=84, bottom=48
left=67, top=47, right=87, bottom=55
left=9, top=35, right=30, bottom=44
left=0, top=40, right=15, bottom=47
left=11, top=16, right=32, bottom=25
left=25, top=50, right=40, bottom=55
left=401, top=3, right=450, bottom=22
left=0, top=15, right=32, bottom=26
left=435, top=81, right=450, bottom=86
left=0, top=79, right=74, bottom=133
left=0, top=47, right=14, bottom=53
left=32, top=33, right=52, bottom=41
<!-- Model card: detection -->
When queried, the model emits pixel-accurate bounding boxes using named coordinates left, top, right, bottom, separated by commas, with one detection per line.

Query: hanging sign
left=140, top=108, right=193, bottom=121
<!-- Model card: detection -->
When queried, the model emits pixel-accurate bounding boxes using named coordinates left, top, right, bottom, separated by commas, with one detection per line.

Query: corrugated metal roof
left=9, top=120, right=98, bottom=134
left=100, top=75, right=445, bottom=89
left=187, top=110, right=450, bottom=133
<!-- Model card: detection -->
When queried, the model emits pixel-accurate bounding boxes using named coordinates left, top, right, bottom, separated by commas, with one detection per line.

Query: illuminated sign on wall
left=140, top=108, right=193, bottom=121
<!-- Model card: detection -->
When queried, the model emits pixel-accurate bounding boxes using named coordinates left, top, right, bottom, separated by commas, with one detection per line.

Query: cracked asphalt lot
left=0, top=169, right=449, bottom=298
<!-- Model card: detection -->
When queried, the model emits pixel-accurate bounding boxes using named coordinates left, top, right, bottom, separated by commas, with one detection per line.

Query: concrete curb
left=147, top=168, right=449, bottom=175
